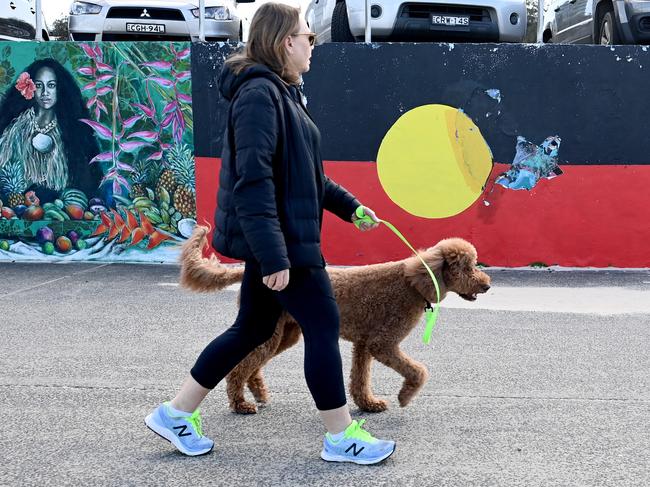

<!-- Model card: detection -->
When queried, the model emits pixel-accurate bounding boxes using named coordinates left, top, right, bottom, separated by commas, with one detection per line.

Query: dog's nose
left=482, top=284, right=491, bottom=292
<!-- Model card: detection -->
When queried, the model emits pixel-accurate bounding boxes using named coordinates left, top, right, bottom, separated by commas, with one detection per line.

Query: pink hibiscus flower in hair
left=16, top=72, right=36, bottom=100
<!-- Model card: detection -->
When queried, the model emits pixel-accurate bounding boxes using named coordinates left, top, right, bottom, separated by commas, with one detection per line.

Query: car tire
left=331, top=1, right=355, bottom=42
left=598, top=10, right=620, bottom=45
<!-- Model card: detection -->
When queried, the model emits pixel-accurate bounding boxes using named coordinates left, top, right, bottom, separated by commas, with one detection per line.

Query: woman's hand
left=351, top=206, right=380, bottom=231
left=263, top=269, right=290, bottom=291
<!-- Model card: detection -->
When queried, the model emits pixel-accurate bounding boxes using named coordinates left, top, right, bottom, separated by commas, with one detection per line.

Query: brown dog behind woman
left=180, top=225, right=491, bottom=414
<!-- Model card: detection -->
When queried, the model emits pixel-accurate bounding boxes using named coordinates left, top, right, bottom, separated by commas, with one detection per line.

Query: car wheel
left=599, top=10, right=620, bottom=45
left=331, top=1, right=355, bottom=42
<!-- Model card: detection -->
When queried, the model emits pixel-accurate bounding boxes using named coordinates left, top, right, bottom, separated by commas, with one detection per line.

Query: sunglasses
left=292, top=32, right=316, bottom=46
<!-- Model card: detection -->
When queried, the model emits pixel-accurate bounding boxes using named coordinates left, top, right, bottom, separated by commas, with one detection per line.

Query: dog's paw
left=356, top=398, right=389, bottom=413
left=250, top=388, right=269, bottom=403
left=231, top=400, right=258, bottom=414
left=397, top=387, right=420, bottom=408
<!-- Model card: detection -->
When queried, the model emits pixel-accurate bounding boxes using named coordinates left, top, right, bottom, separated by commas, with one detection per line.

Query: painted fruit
left=14, top=205, right=27, bottom=217
left=0, top=240, right=9, bottom=251
left=83, top=211, right=94, bottom=220
left=42, top=242, right=55, bottom=255
left=23, top=205, right=45, bottom=221
left=55, top=236, right=72, bottom=253
left=66, top=231, right=79, bottom=245
left=75, top=239, right=87, bottom=251
left=1, top=207, right=16, bottom=219
left=24, top=190, right=40, bottom=207
left=36, top=227, right=55, bottom=244
left=65, top=204, right=84, bottom=220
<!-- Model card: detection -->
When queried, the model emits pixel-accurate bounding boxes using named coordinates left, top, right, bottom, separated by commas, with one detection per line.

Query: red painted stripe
left=196, top=157, right=650, bottom=267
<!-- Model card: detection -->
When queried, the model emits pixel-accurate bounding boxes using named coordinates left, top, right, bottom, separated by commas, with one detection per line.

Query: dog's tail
left=179, top=225, right=244, bottom=292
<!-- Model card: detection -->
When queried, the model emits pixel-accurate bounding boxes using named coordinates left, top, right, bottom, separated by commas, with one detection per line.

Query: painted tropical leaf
left=123, top=115, right=143, bottom=128
left=119, top=141, right=151, bottom=153
left=176, top=47, right=191, bottom=60
left=96, top=100, right=108, bottom=114
left=80, top=43, right=96, bottom=59
left=116, top=162, right=135, bottom=172
left=161, top=112, right=175, bottom=128
left=147, top=151, right=163, bottom=161
left=141, top=61, right=172, bottom=71
left=82, top=81, right=97, bottom=91
left=147, top=76, right=174, bottom=88
left=96, top=62, right=114, bottom=73
left=128, top=131, right=159, bottom=142
left=90, top=152, right=113, bottom=164
left=177, top=93, right=192, bottom=104
left=162, top=101, right=177, bottom=114
left=80, top=119, right=113, bottom=140
left=175, top=71, right=191, bottom=82
left=96, top=86, right=112, bottom=96
left=132, top=103, right=155, bottom=118
left=78, top=67, right=95, bottom=76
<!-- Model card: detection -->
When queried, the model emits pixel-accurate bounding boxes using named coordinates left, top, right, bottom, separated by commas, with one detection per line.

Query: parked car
left=305, top=0, right=527, bottom=43
left=0, top=0, right=49, bottom=41
left=68, top=0, right=254, bottom=42
left=540, top=0, right=650, bottom=44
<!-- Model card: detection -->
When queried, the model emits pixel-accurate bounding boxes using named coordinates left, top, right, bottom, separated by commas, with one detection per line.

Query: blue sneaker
left=145, top=402, right=214, bottom=456
left=321, top=420, right=396, bottom=465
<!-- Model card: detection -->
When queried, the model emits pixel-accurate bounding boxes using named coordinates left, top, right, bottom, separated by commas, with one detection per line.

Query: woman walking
left=146, top=2, right=395, bottom=465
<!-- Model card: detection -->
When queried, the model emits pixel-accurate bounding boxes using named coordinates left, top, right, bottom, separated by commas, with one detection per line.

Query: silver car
left=68, top=0, right=253, bottom=42
left=306, top=0, right=526, bottom=43
left=541, top=0, right=650, bottom=45
left=0, top=0, right=49, bottom=41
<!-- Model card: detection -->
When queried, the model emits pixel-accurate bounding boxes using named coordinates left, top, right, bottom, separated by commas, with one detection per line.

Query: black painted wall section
left=191, top=42, right=650, bottom=165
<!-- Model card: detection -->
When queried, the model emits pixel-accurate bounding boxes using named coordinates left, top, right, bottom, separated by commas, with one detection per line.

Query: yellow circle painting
left=377, top=104, right=493, bottom=218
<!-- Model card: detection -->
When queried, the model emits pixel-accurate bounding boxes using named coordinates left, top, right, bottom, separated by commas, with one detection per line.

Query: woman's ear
left=284, top=35, right=294, bottom=51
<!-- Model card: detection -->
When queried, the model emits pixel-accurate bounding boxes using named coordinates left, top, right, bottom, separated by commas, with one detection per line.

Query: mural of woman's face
left=34, top=67, right=57, bottom=111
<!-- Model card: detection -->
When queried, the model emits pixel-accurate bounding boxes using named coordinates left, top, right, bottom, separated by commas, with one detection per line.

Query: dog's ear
left=404, top=245, right=448, bottom=302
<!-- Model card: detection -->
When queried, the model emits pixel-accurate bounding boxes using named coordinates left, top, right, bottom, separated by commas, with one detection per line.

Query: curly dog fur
left=180, top=226, right=491, bottom=413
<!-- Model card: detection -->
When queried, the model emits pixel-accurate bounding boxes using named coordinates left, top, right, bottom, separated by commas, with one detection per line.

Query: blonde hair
left=225, top=3, right=301, bottom=84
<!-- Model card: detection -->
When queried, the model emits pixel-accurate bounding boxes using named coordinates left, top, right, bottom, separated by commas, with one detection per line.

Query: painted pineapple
left=130, top=158, right=151, bottom=199
left=168, top=143, right=196, bottom=218
left=0, top=160, right=26, bottom=208
left=156, top=163, right=177, bottom=203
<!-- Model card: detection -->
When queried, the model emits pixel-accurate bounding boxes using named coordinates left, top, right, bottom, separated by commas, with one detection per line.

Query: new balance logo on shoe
left=173, top=425, right=192, bottom=437
left=345, top=443, right=365, bottom=456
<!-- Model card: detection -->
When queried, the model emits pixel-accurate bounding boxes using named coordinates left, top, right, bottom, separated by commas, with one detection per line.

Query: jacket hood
left=218, top=63, right=287, bottom=101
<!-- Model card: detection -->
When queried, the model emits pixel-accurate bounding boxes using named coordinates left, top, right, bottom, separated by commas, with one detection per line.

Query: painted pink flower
left=15, top=72, right=36, bottom=100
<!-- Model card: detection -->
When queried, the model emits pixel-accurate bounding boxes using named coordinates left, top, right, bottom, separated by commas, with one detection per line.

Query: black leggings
left=190, top=262, right=346, bottom=411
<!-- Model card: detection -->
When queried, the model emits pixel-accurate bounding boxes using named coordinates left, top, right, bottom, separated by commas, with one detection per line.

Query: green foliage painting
left=0, top=42, right=196, bottom=262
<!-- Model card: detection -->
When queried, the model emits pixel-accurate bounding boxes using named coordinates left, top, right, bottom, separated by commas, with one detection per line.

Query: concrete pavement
left=1, top=263, right=648, bottom=486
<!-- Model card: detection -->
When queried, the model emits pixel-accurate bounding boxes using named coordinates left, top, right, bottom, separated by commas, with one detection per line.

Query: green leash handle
left=354, top=206, right=441, bottom=344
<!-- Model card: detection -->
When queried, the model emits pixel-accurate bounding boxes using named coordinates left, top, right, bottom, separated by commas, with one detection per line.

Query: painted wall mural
left=0, top=42, right=195, bottom=262
left=192, top=42, right=650, bottom=267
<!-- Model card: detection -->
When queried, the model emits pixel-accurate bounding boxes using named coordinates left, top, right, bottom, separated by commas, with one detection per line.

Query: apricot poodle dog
left=180, top=226, right=490, bottom=413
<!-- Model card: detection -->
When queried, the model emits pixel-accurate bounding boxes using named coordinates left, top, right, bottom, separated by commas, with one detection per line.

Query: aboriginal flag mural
left=191, top=42, right=650, bottom=267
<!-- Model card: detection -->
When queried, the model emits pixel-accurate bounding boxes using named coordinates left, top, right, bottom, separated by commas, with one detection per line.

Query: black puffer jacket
left=213, top=63, right=360, bottom=276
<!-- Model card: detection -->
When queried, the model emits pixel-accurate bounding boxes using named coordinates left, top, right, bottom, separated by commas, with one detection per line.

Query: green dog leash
left=353, top=206, right=441, bottom=344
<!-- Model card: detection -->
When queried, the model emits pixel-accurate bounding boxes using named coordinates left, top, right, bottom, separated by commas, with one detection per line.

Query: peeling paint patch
left=485, top=89, right=501, bottom=103
left=495, top=136, right=563, bottom=190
